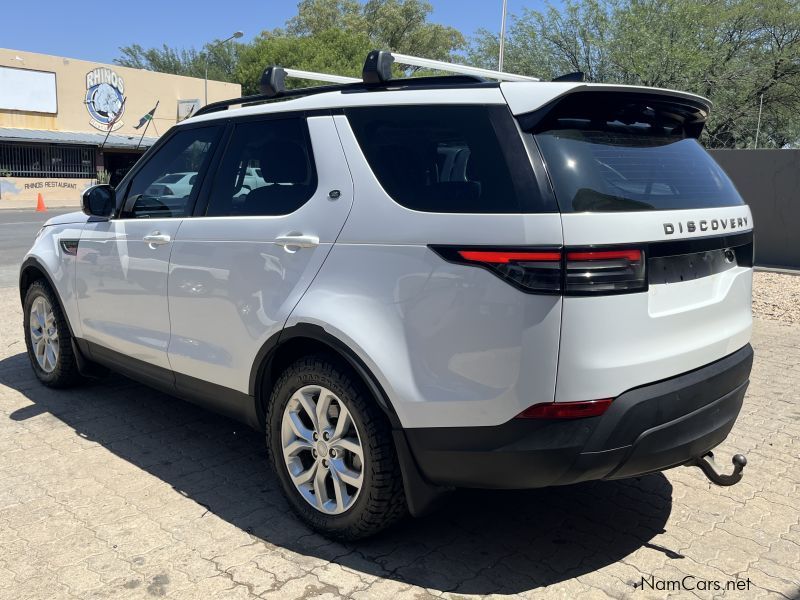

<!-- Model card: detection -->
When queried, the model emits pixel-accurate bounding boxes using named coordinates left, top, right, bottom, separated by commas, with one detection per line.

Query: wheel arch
left=251, top=323, right=402, bottom=430
left=19, top=257, right=50, bottom=304
left=18, top=257, right=77, bottom=338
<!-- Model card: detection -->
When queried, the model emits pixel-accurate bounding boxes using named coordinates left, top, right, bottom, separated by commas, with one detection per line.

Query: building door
left=104, top=151, right=143, bottom=186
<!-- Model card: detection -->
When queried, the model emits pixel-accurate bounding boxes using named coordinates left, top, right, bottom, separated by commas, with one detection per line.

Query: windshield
left=529, top=94, right=744, bottom=212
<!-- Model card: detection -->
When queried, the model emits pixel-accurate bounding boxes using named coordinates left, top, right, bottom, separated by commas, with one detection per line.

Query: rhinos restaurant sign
left=85, top=67, right=125, bottom=131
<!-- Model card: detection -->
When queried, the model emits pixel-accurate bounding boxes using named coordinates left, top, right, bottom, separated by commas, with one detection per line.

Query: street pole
left=754, top=94, right=764, bottom=149
left=204, top=30, right=244, bottom=105
left=499, top=0, right=509, bottom=71
left=204, top=60, right=208, bottom=106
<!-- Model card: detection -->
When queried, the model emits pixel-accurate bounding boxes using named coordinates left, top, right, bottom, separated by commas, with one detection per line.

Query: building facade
left=0, top=48, right=240, bottom=208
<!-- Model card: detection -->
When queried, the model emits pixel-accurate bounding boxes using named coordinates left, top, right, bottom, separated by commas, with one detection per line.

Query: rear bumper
left=403, top=344, right=753, bottom=489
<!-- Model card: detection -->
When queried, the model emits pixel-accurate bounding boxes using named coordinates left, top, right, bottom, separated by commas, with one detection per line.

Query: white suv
left=20, top=51, right=753, bottom=540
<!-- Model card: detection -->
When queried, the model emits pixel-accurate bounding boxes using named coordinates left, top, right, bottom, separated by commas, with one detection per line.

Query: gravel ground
left=753, top=271, right=800, bottom=325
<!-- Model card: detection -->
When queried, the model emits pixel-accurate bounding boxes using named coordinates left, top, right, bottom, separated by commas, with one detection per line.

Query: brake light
left=516, top=399, right=612, bottom=419
left=457, top=250, right=562, bottom=264
left=437, top=247, right=562, bottom=293
left=430, top=245, right=647, bottom=296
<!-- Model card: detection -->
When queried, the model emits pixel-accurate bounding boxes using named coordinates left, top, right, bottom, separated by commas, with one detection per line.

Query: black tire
left=266, top=354, right=407, bottom=540
left=22, top=280, right=83, bottom=388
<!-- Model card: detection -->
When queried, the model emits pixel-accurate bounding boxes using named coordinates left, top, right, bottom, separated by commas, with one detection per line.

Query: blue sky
left=1, top=0, right=548, bottom=65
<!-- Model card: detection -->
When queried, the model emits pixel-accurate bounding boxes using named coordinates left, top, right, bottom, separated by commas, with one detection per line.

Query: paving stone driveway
left=0, top=285, right=798, bottom=600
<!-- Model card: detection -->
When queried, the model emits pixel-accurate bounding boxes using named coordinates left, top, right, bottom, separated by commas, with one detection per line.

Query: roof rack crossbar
left=391, top=52, right=539, bottom=82
left=284, top=68, right=360, bottom=85
left=193, top=49, right=538, bottom=118
left=260, top=66, right=359, bottom=97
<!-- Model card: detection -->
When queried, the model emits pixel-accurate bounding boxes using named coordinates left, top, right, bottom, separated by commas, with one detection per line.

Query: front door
left=76, top=125, right=222, bottom=369
left=167, top=115, right=354, bottom=394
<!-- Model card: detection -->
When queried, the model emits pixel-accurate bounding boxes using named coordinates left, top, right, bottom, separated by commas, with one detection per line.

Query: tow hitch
left=688, top=452, right=747, bottom=486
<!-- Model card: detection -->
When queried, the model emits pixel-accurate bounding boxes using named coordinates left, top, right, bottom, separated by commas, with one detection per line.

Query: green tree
left=468, top=0, right=614, bottom=80
left=468, top=0, right=800, bottom=148
left=236, top=28, right=372, bottom=95
left=115, top=40, right=240, bottom=84
left=362, top=0, right=464, bottom=59
left=286, top=0, right=465, bottom=57
left=286, top=0, right=364, bottom=35
left=115, top=0, right=465, bottom=96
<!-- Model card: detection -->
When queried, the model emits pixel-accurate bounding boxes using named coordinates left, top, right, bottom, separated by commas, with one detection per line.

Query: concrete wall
left=709, top=149, right=800, bottom=269
left=0, top=177, right=95, bottom=208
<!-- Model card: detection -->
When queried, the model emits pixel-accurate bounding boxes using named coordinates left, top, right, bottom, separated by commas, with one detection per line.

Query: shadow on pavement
left=2, top=352, right=676, bottom=595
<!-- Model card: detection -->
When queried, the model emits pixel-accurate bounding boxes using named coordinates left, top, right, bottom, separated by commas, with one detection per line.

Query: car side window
left=346, top=105, right=545, bottom=213
left=205, top=117, right=317, bottom=217
left=123, top=126, right=220, bottom=219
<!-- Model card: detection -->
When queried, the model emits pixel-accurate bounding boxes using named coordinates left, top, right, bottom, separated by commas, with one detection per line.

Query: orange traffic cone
left=36, top=193, right=47, bottom=212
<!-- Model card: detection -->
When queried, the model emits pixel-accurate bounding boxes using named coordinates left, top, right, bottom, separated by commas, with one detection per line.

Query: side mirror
left=81, top=184, right=115, bottom=219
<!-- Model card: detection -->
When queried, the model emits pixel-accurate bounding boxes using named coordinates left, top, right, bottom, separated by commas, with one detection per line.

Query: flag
left=106, top=96, right=126, bottom=130
left=134, top=102, right=159, bottom=129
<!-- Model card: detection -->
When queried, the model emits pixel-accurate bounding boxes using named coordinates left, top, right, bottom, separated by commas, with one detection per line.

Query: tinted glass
left=125, top=126, right=219, bottom=218
left=206, top=118, right=317, bottom=217
left=346, top=105, right=545, bottom=213
left=530, top=94, right=744, bottom=212
left=157, top=174, right=184, bottom=184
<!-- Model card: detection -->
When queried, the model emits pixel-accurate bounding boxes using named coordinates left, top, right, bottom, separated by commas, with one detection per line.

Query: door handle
left=143, top=231, right=171, bottom=248
left=275, top=234, right=320, bottom=251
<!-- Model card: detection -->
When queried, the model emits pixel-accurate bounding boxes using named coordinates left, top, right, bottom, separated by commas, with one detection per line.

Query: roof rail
left=193, top=50, right=534, bottom=117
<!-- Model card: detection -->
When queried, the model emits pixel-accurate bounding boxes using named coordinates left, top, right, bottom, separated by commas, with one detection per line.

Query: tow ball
left=688, top=452, right=747, bottom=486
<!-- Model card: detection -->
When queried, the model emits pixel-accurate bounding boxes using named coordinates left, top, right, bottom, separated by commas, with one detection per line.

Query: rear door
left=166, top=114, right=354, bottom=396
left=516, top=89, right=752, bottom=402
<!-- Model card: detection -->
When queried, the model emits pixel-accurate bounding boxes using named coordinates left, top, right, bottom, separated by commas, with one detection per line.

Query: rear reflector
left=516, top=399, right=613, bottom=419
left=567, top=249, right=642, bottom=262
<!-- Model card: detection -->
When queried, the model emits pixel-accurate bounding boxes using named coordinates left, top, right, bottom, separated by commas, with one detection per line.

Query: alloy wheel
left=280, top=384, right=365, bottom=514
left=29, top=296, right=59, bottom=373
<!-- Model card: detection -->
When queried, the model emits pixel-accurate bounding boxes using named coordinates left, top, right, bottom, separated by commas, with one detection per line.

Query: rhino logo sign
left=85, top=68, right=125, bottom=130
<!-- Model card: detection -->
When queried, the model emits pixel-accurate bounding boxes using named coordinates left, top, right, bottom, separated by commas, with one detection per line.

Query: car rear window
left=346, top=105, right=551, bottom=213
left=157, top=174, right=185, bottom=184
left=528, top=93, right=744, bottom=212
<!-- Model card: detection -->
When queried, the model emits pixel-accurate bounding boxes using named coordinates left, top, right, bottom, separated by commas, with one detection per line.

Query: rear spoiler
left=504, top=84, right=711, bottom=139
left=502, top=82, right=711, bottom=115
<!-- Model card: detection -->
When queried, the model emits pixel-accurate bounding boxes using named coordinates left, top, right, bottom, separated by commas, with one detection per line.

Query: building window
left=0, top=143, right=96, bottom=178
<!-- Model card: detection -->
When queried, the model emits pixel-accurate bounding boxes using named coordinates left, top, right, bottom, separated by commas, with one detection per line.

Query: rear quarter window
left=346, top=105, right=551, bottom=213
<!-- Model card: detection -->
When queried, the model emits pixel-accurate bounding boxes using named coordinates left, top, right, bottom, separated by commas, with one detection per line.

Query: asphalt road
left=0, top=208, right=75, bottom=288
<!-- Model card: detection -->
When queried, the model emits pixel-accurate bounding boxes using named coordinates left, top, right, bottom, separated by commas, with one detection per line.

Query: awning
left=0, top=127, right=159, bottom=150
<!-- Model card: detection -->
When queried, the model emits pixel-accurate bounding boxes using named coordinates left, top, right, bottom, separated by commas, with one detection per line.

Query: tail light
left=430, top=246, right=646, bottom=295
left=565, top=249, right=646, bottom=294
left=454, top=249, right=562, bottom=293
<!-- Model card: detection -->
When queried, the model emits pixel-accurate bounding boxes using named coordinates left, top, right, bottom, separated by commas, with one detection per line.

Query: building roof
left=0, top=127, right=159, bottom=149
